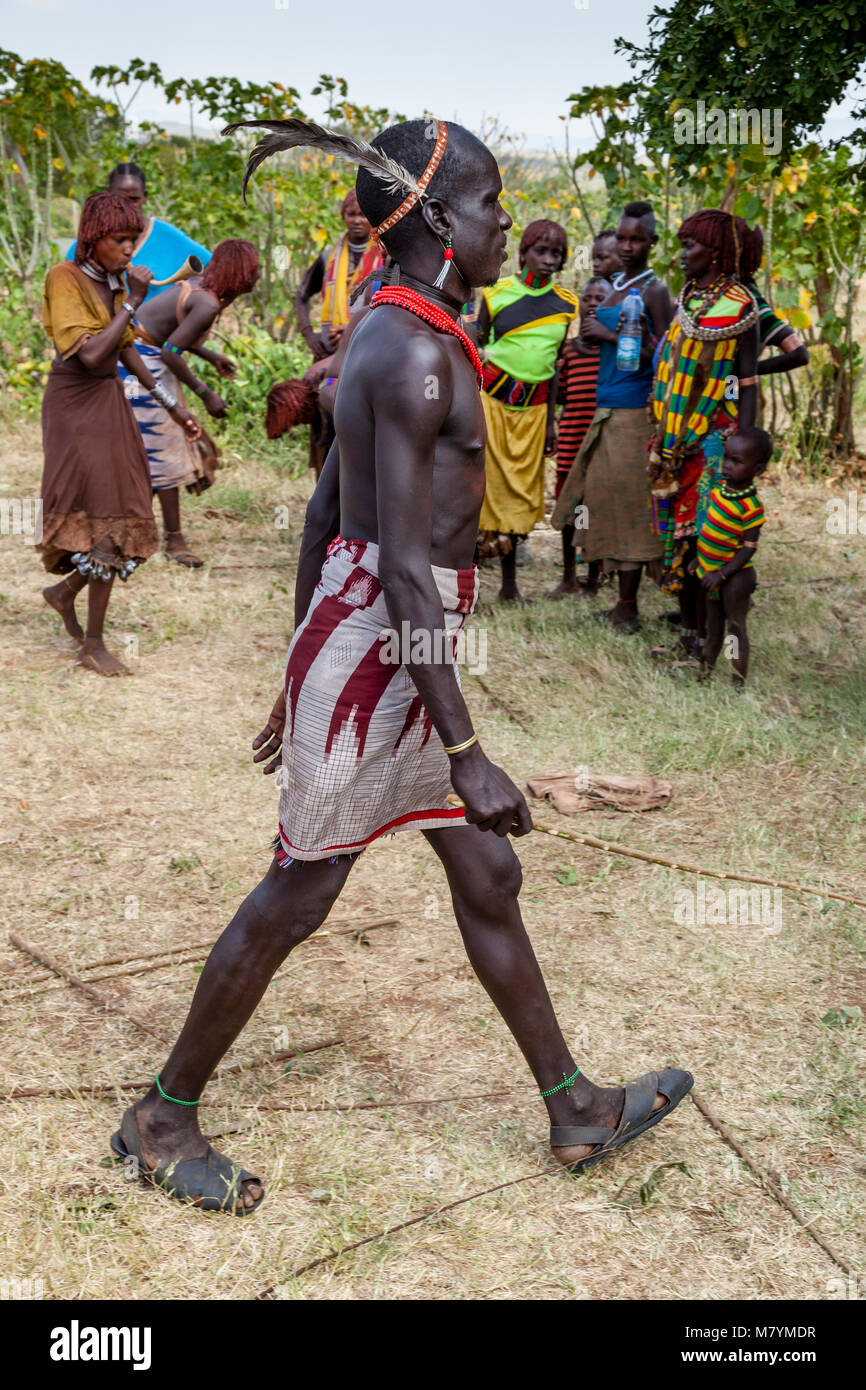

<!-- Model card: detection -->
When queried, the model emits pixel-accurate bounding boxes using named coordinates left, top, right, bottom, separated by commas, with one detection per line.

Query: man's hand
left=303, top=358, right=331, bottom=386
left=212, top=353, right=236, bottom=380
left=449, top=744, right=533, bottom=837
left=304, top=327, right=329, bottom=361
left=253, top=691, right=285, bottom=774
left=201, top=388, right=228, bottom=419
left=125, top=265, right=153, bottom=309
left=252, top=725, right=283, bottom=774
left=687, top=556, right=699, bottom=575
left=544, top=422, right=558, bottom=456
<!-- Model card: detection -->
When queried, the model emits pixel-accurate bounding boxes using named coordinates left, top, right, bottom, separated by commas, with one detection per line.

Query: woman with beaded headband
left=474, top=219, right=577, bottom=603
left=648, top=209, right=762, bottom=659
left=39, top=191, right=201, bottom=676
left=107, top=116, right=693, bottom=1217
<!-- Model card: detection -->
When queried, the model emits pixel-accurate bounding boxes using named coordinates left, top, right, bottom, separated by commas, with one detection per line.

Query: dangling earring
left=432, top=236, right=454, bottom=290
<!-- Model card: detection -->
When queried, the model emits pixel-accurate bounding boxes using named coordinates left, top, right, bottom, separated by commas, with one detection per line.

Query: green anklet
left=155, top=1074, right=200, bottom=1106
left=540, top=1066, right=580, bottom=1098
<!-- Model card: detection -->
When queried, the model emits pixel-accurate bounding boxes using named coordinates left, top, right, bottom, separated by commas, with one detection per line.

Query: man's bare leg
left=130, top=853, right=358, bottom=1208
left=424, top=822, right=666, bottom=1162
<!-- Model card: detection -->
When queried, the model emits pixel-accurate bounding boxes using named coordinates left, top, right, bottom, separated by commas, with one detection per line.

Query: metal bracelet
left=443, top=733, right=478, bottom=756
left=121, top=300, right=137, bottom=315
left=151, top=380, right=177, bottom=411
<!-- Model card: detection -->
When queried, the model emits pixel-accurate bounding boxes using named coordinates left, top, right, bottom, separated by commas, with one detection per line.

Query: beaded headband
left=373, top=120, right=449, bottom=242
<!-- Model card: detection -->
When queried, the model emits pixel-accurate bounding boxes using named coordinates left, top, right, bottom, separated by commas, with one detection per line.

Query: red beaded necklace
left=370, top=285, right=483, bottom=388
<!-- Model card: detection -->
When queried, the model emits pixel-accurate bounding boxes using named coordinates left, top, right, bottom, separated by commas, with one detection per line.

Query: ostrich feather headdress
left=222, top=118, right=449, bottom=238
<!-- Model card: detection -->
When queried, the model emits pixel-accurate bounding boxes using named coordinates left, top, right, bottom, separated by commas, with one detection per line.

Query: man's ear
left=422, top=197, right=452, bottom=242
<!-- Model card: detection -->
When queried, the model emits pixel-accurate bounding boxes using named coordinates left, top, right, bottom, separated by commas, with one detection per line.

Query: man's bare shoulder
left=350, top=305, right=456, bottom=380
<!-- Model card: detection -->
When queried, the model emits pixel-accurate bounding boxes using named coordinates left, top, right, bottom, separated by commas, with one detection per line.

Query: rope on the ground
left=256, top=1090, right=859, bottom=1291
left=470, top=674, right=533, bottom=732
left=257, top=1170, right=551, bottom=1295
left=255, top=1089, right=521, bottom=1115
left=3, top=916, right=402, bottom=1002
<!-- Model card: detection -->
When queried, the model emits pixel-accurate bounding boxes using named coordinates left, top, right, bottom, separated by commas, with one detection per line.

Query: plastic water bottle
left=616, top=288, right=643, bottom=372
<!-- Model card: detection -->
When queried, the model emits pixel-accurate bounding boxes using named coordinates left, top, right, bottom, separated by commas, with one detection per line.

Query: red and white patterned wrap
left=276, top=535, right=478, bottom=861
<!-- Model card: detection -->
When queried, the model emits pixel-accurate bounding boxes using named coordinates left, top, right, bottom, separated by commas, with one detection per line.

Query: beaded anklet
left=155, top=1074, right=200, bottom=1106
left=540, top=1066, right=580, bottom=1098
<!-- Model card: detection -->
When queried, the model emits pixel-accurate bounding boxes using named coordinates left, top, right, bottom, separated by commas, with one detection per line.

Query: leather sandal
left=110, top=1107, right=264, bottom=1215
left=550, top=1068, right=694, bottom=1174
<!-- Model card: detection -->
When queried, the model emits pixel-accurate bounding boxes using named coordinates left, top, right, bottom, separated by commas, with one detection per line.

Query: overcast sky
left=6, top=0, right=861, bottom=152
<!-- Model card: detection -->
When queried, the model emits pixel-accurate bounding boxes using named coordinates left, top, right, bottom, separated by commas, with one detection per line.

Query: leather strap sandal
left=551, top=1067, right=694, bottom=1174
left=110, top=1107, right=264, bottom=1215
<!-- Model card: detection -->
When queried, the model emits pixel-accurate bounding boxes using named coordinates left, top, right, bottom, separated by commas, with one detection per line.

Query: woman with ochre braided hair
left=67, top=162, right=212, bottom=301
left=648, top=209, right=762, bottom=660
left=40, top=192, right=201, bottom=675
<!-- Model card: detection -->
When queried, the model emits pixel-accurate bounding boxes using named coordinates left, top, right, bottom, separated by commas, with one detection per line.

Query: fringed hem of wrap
left=38, top=512, right=159, bottom=575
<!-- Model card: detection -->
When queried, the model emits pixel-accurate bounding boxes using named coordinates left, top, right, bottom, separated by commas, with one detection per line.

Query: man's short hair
left=621, top=200, right=656, bottom=235
left=355, top=120, right=490, bottom=259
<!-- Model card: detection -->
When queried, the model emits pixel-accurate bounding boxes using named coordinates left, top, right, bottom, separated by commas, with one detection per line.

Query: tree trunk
left=813, top=252, right=849, bottom=456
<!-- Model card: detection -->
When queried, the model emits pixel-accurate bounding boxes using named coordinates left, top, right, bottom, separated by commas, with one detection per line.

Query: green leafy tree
left=616, top=0, right=866, bottom=175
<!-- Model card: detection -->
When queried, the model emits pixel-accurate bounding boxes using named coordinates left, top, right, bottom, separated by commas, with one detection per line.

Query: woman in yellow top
left=39, top=192, right=200, bottom=676
left=476, top=220, right=576, bottom=602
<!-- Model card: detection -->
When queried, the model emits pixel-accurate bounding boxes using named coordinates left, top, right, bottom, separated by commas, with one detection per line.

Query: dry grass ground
left=0, top=420, right=864, bottom=1301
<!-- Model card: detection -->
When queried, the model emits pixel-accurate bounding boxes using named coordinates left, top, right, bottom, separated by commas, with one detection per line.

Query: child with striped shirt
left=690, top=426, right=772, bottom=688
